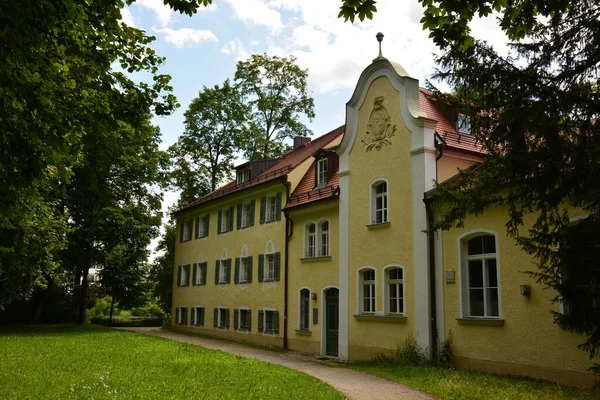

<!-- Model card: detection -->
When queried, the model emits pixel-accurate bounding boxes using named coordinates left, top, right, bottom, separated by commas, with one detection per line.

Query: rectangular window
left=317, top=158, right=328, bottom=187
left=196, top=214, right=209, bottom=238
left=239, top=309, right=251, bottom=331
left=265, top=311, right=274, bottom=333
left=239, top=258, right=248, bottom=283
left=320, top=221, right=329, bottom=256
left=221, top=208, right=230, bottom=232
left=306, top=224, right=316, bottom=257
left=457, top=113, right=470, bottom=134
left=182, top=219, right=193, bottom=242
left=373, top=182, right=388, bottom=224
left=265, top=196, right=277, bottom=222
left=178, top=264, right=190, bottom=286
left=388, top=268, right=404, bottom=314
left=299, top=290, right=310, bottom=331
left=192, top=307, right=204, bottom=326
left=362, top=269, right=376, bottom=313
left=218, top=308, right=228, bottom=329
left=219, top=260, right=227, bottom=284
left=176, top=307, right=187, bottom=325
left=194, top=263, right=204, bottom=286
left=237, top=169, right=250, bottom=185
left=242, top=202, right=252, bottom=228
left=264, top=254, right=275, bottom=281
left=464, top=235, right=499, bottom=318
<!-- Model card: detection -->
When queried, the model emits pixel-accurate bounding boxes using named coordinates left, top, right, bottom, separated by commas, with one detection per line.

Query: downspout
left=426, top=201, right=438, bottom=361
left=283, top=180, right=292, bottom=350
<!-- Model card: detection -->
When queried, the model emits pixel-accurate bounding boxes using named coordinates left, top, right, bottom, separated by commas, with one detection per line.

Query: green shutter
left=185, top=264, right=191, bottom=286
left=260, top=197, right=266, bottom=224
left=177, top=265, right=181, bottom=287
left=192, top=263, right=198, bottom=286
left=275, top=192, right=282, bottom=220
left=234, top=309, right=239, bottom=330
left=225, top=309, right=230, bottom=329
left=205, top=214, right=210, bottom=236
left=217, top=210, right=222, bottom=234
left=237, top=204, right=242, bottom=229
left=215, top=260, right=220, bottom=284
left=213, top=308, right=218, bottom=328
left=313, top=308, right=318, bottom=325
left=183, top=308, right=188, bottom=325
left=228, top=206, right=234, bottom=231
left=175, top=307, right=179, bottom=324
left=195, top=217, right=200, bottom=238
left=273, top=311, right=280, bottom=334
left=191, top=308, right=196, bottom=325
left=202, top=262, right=207, bottom=285
left=234, top=258, right=240, bottom=284
left=249, top=200, right=256, bottom=226
left=200, top=308, right=205, bottom=326
left=258, top=310, right=264, bottom=332
left=258, top=254, right=264, bottom=282
left=247, top=310, right=252, bottom=331
left=274, top=252, right=281, bottom=281
left=247, top=256, right=253, bottom=283
left=226, top=259, right=232, bottom=284
left=179, top=222, right=184, bottom=243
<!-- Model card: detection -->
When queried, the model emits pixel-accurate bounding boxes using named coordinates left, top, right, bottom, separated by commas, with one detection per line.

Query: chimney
left=293, top=136, right=311, bottom=149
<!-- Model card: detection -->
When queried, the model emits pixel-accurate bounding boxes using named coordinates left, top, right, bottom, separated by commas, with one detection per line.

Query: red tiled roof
left=419, top=88, right=485, bottom=154
left=176, top=125, right=345, bottom=214
left=285, top=161, right=339, bottom=210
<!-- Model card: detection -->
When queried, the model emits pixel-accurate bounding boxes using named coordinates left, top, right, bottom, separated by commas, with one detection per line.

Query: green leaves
left=338, top=0, right=378, bottom=22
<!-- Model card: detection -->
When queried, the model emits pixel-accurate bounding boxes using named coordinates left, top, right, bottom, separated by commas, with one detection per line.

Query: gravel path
left=117, top=327, right=435, bottom=400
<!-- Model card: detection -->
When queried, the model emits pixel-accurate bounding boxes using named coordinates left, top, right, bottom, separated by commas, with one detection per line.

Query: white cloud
left=222, top=0, right=284, bottom=32
left=198, top=3, right=218, bottom=13
left=135, top=0, right=174, bottom=27
left=120, top=8, right=137, bottom=28
left=157, top=28, right=219, bottom=49
left=220, top=39, right=250, bottom=61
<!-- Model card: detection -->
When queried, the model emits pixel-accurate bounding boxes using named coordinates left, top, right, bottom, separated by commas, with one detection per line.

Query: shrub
left=394, top=335, right=427, bottom=366
left=131, top=301, right=165, bottom=318
left=161, top=314, right=171, bottom=329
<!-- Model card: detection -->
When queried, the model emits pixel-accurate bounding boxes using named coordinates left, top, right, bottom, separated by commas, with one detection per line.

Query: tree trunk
left=33, top=280, right=53, bottom=323
left=109, top=292, right=116, bottom=324
left=77, top=269, right=89, bottom=325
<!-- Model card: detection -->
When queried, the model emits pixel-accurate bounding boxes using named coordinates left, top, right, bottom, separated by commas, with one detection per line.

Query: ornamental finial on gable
left=373, top=32, right=387, bottom=62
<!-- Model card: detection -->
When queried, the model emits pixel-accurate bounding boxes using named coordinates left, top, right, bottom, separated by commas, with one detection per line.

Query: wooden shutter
left=234, top=309, right=239, bottom=330
left=274, top=252, right=281, bottom=281
left=247, top=309, right=252, bottom=331
left=247, top=256, right=253, bottom=283
left=217, top=210, right=222, bottom=234
left=258, top=310, right=264, bottom=332
left=237, top=204, right=242, bottom=229
left=225, top=309, right=230, bottom=329
left=275, top=192, right=282, bottom=221
left=200, top=308, right=205, bottom=326
left=175, top=307, right=180, bottom=324
left=177, top=265, right=182, bottom=287
left=195, top=217, right=200, bottom=238
left=213, top=308, right=218, bottom=327
left=192, top=263, right=198, bottom=286
left=191, top=308, right=197, bottom=325
left=201, top=262, right=207, bottom=285
left=228, top=206, right=234, bottom=231
left=226, top=259, right=231, bottom=284
left=205, top=214, right=210, bottom=236
left=179, top=222, right=184, bottom=243
left=185, top=264, right=191, bottom=286
left=260, top=197, right=266, bottom=224
left=273, top=311, right=279, bottom=334
left=215, top=260, right=220, bottom=284
left=234, top=258, right=240, bottom=284
left=258, top=254, right=264, bottom=282
left=313, top=308, right=318, bottom=325
left=249, top=200, right=256, bottom=226
left=183, top=308, right=188, bottom=325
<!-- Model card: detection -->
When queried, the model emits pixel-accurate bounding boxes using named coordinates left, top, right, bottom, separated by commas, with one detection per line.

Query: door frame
left=320, top=285, right=339, bottom=357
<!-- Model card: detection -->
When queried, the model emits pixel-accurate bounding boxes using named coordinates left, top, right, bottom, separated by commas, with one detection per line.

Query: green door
left=325, top=288, right=339, bottom=356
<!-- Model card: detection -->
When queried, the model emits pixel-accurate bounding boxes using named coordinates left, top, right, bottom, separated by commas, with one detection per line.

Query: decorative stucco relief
left=361, top=95, right=396, bottom=151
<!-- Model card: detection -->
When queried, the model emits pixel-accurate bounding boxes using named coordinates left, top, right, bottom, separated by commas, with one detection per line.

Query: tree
left=148, top=222, right=177, bottom=314
left=340, top=0, right=600, bottom=369
left=170, top=79, right=248, bottom=196
left=235, top=54, right=315, bottom=160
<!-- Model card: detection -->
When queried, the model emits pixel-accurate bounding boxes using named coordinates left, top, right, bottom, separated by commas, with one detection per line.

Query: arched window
left=359, top=268, right=376, bottom=314
left=306, top=223, right=316, bottom=257
left=385, top=267, right=404, bottom=314
left=320, top=221, right=330, bottom=256
left=462, top=233, right=499, bottom=317
left=299, top=288, right=310, bottom=331
left=371, top=180, right=388, bottom=224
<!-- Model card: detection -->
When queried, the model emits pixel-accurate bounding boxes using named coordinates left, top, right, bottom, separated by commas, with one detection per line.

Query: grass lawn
left=0, top=325, right=342, bottom=400
left=350, top=362, right=600, bottom=400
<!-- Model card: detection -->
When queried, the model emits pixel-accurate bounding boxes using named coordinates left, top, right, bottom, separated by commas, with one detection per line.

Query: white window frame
left=458, top=230, right=502, bottom=319
left=198, top=214, right=208, bottom=238
left=320, top=221, right=330, bottom=256
left=179, top=265, right=188, bottom=286
left=298, top=288, right=311, bottom=331
left=357, top=267, right=377, bottom=314
left=195, top=263, right=204, bottom=286
left=304, top=220, right=330, bottom=258
left=237, top=169, right=250, bottom=185
left=306, top=223, right=316, bottom=258
left=317, top=158, right=328, bottom=187
left=241, top=202, right=252, bottom=228
left=192, top=306, right=204, bottom=326
left=239, top=257, right=248, bottom=283
left=218, top=259, right=227, bottom=284
left=182, top=219, right=193, bottom=241
left=238, top=307, right=251, bottom=331
left=383, top=265, right=405, bottom=315
left=217, top=307, right=228, bottom=329
left=176, top=305, right=187, bottom=325
left=370, top=178, right=389, bottom=224
left=220, top=208, right=230, bottom=232
left=457, top=113, right=471, bottom=134
left=264, top=310, right=275, bottom=334
left=264, top=254, right=275, bottom=281
left=265, top=195, right=277, bottom=222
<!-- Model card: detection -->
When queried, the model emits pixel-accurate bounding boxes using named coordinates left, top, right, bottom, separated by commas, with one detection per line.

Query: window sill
left=353, top=314, right=407, bottom=323
left=367, top=222, right=390, bottom=230
left=300, top=256, right=332, bottom=263
left=197, top=235, right=208, bottom=240
left=295, top=329, right=312, bottom=336
left=456, top=318, right=504, bottom=326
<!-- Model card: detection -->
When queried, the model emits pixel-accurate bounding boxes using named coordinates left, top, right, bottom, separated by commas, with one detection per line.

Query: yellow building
left=171, top=46, right=596, bottom=387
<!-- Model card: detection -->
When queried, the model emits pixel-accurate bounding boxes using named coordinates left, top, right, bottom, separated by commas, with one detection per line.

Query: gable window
left=317, top=158, right=328, bottom=187
left=177, top=264, right=191, bottom=287
left=237, top=169, right=250, bottom=185
left=258, top=252, right=280, bottom=282
left=237, top=200, right=255, bottom=229
left=386, top=267, right=404, bottom=314
left=180, top=219, right=193, bottom=242
left=258, top=310, right=279, bottom=334
left=320, top=221, right=330, bottom=256
left=371, top=181, right=388, bottom=224
left=175, top=307, right=187, bottom=325
left=192, top=262, right=207, bottom=286
left=462, top=234, right=499, bottom=318
left=234, top=256, right=253, bottom=284
left=234, top=309, right=251, bottom=331
left=457, top=113, right=470, bottom=134
left=260, top=193, right=282, bottom=224
left=191, top=307, right=204, bottom=326
left=195, top=214, right=209, bottom=239
left=214, top=308, right=229, bottom=329
left=218, top=206, right=234, bottom=234
left=306, top=224, right=316, bottom=257
left=299, top=289, right=310, bottom=331
left=360, top=269, right=376, bottom=313
left=215, top=259, right=231, bottom=284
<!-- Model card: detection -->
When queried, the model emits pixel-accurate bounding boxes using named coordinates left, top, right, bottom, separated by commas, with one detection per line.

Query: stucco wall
left=437, top=149, right=484, bottom=183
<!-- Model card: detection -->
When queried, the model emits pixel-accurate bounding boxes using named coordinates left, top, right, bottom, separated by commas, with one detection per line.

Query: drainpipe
left=426, top=202, right=438, bottom=361
left=283, top=180, right=292, bottom=350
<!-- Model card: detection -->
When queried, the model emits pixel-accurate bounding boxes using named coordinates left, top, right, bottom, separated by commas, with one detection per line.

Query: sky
left=121, top=0, right=509, bottom=257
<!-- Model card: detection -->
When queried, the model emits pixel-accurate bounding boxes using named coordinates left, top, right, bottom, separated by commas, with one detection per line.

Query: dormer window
left=457, top=113, right=470, bottom=134
left=317, top=158, right=328, bottom=187
left=236, top=169, right=250, bottom=185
